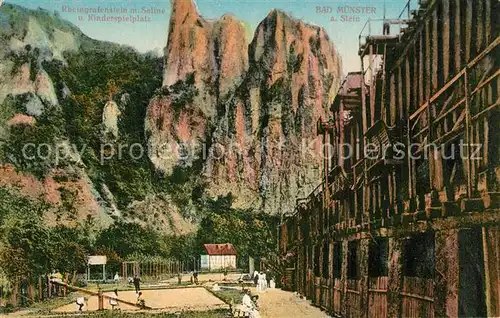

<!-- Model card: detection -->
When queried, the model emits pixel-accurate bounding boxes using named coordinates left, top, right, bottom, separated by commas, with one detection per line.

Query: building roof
left=204, top=243, right=237, bottom=255
left=338, top=72, right=363, bottom=97
left=331, top=72, right=363, bottom=112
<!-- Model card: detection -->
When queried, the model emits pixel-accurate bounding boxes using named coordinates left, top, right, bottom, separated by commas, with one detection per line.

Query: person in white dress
left=269, top=278, right=276, bottom=289
left=242, top=289, right=261, bottom=318
left=258, top=272, right=267, bottom=293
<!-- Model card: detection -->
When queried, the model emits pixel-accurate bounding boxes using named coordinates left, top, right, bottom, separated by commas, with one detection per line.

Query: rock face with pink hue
left=147, top=3, right=342, bottom=214
left=204, top=10, right=342, bottom=214
left=146, top=0, right=249, bottom=174
left=0, top=164, right=112, bottom=226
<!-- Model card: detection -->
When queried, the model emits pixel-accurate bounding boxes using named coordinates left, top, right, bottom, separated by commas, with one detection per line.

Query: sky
left=5, top=0, right=415, bottom=74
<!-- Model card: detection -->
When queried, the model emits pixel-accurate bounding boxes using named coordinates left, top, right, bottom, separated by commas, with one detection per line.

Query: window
left=347, top=241, right=360, bottom=280
left=333, top=242, right=342, bottom=278
left=403, top=232, right=435, bottom=279
left=322, top=242, right=330, bottom=279
left=368, top=238, right=388, bottom=277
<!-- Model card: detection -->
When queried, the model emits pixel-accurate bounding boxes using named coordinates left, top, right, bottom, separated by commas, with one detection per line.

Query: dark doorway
left=403, top=231, right=435, bottom=279
left=333, top=242, right=342, bottom=279
left=347, top=240, right=360, bottom=280
left=369, top=237, right=388, bottom=277
left=458, top=228, right=487, bottom=317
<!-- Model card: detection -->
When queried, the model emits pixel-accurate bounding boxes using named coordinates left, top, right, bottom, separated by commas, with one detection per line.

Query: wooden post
left=63, top=273, right=68, bottom=297
left=442, top=0, right=450, bottom=81
left=464, top=69, right=473, bottom=197
left=37, top=277, right=42, bottom=301
left=98, top=288, right=104, bottom=310
left=48, top=277, right=52, bottom=298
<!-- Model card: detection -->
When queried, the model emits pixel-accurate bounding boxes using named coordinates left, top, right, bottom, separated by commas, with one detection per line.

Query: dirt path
left=256, top=289, right=329, bottom=318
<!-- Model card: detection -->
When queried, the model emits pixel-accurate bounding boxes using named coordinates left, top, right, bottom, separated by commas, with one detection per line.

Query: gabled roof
left=332, top=72, right=363, bottom=112
left=204, top=243, right=237, bottom=255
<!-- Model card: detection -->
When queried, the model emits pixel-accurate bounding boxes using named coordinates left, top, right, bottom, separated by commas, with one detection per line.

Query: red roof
left=204, top=244, right=237, bottom=255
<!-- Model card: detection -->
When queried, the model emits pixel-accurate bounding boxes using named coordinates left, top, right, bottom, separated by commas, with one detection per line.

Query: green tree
left=95, top=221, right=161, bottom=257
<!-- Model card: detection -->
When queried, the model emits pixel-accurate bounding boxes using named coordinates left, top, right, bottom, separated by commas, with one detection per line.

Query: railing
left=409, top=36, right=500, bottom=196
left=327, top=165, right=352, bottom=200
left=352, top=158, right=365, bottom=189
left=398, top=0, right=419, bottom=19
left=365, top=120, right=403, bottom=178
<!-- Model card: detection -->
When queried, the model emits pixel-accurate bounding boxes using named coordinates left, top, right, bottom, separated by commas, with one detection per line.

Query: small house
left=200, top=243, right=237, bottom=271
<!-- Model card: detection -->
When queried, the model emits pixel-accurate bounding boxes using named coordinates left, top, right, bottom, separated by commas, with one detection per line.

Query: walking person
left=259, top=272, right=267, bottom=293
left=265, top=270, right=272, bottom=288
left=133, top=275, right=141, bottom=294
left=193, top=270, right=198, bottom=284
left=253, top=271, right=259, bottom=288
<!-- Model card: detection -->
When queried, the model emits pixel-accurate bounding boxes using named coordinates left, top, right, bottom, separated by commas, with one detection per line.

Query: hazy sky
left=6, top=0, right=414, bottom=74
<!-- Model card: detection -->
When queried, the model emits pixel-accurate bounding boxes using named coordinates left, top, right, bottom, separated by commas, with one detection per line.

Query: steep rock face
left=146, top=0, right=248, bottom=174
left=147, top=2, right=342, bottom=214
left=0, top=10, right=81, bottom=106
left=204, top=10, right=342, bottom=214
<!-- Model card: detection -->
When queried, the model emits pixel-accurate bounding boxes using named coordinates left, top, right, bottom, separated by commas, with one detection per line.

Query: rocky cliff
left=146, top=1, right=342, bottom=214
left=146, top=0, right=249, bottom=174
left=0, top=5, right=112, bottom=226
left=0, top=4, right=191, bottom=234
left=0, top=1, right=342, bottom=230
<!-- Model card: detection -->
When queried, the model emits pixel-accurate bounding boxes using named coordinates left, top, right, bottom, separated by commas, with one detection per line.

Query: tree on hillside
left=95, top=221, right=161, bottom=257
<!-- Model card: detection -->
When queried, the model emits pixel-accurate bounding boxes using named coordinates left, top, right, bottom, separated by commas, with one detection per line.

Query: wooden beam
left=369, top=45, right=375, bottom=127
left=51, top=281, right=152, bottom=309
left=442, top=0, right=450, bottom=81
left=485, top=0, right=491, bottom=44
left=425, top=19, right=431, bottom=100
left=464, top=0, right=472, bottom=63
left=476, top=0, right=484, bottom=53
left=410, top=69, right=466, bottom=121
left=390, top=73, right=396, bottom=125
left=398, top=66, right=404, bottom=124
left=432, top=9, right=439, bottom=92
left=419, top=31, right=424, bottom=106
left=453, top=0, right=461, bottom=72
left=468, top=36, right=500, bottom=69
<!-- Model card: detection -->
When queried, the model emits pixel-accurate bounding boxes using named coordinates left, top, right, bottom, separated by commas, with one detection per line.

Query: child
left=136, top=291, right=146, bottom=309
left=75, top=296, right=85, bottom=311
left=109, top=289, right=118, bottom=310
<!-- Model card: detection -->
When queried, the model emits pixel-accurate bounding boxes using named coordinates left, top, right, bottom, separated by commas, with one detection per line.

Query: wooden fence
left=368, top=276, right=388, bottom=318
left=401, top=277, right=434, bottom=318
left=4, top=273, right=75, bottom=308
left=122, top=260, right=182, bottom=281
left=346, top=279, right=362, bottom=318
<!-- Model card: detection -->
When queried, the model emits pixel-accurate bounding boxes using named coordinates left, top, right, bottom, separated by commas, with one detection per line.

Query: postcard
left=0, top=0, right=498, bottom=317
